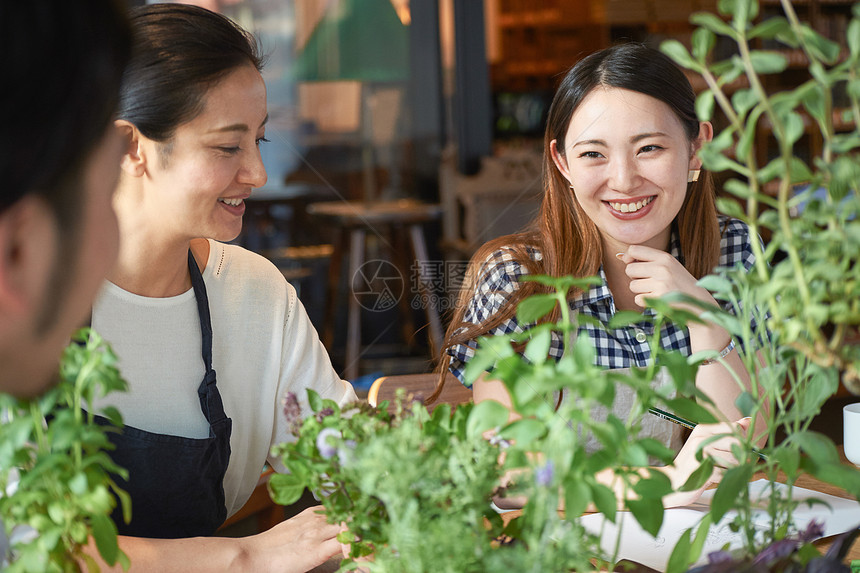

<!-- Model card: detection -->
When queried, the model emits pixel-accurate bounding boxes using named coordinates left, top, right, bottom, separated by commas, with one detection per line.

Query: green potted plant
left=271, top=275, right=731, bottom=572
left=657, top=0, right=860, bottom=569
left=0, top=329, right=131, bottom=572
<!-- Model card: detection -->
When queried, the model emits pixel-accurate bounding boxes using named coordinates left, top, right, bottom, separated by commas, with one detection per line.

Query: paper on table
left=579, top=479, right=860, bottom=572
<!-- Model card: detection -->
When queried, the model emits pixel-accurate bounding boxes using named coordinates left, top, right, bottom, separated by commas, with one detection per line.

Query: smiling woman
left=86, top=4, right=356, bottom=572
left=436, top=43, right=760, bottom=503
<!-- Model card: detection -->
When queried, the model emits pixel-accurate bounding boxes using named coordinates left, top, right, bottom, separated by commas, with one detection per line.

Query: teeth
left=609, top=196, right=654, bottom=213
left=219, top=197, right=243, bottom=207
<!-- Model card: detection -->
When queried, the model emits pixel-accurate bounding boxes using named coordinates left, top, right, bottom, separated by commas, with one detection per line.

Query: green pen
left=648, top=406, right=767, bottom=461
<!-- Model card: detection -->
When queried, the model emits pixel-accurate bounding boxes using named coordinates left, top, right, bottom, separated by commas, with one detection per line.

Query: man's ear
left=0, top=196, right=56, bottom=322
left=115, top=119, right=146, bottom=177
left=550, top=139, right=573, bottom=185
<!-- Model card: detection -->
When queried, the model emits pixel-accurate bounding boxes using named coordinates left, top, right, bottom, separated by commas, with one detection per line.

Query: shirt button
left=634, top=329, right=647, bottom=343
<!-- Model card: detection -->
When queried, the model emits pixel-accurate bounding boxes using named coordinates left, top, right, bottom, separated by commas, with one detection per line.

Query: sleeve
left=447, top=248, right=534, bottom=384
left=266, top=285, right=357, bottom=472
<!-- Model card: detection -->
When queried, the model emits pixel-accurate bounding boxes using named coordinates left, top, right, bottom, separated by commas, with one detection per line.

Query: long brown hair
left=431, top=43, right=721, bottom=401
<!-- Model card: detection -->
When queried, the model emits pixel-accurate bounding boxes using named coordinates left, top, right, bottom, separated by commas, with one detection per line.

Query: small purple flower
left=282, top=391, right=302, bottom=435
left=489, top=434, right=511, bottom=450
left=535, top=460, right=555, bottom=487
left=797, top=519, right=825, bottom=544
left=316, top=408, right=334, bottom=422
left=316, top=427, right=340, bottom=459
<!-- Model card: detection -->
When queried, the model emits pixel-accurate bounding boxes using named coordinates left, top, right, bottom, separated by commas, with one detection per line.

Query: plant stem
left=738, top=4, right=815, bottom=337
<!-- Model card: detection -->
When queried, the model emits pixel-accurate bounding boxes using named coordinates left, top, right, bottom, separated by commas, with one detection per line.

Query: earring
left=687, top=169, right=701, bottom=183
left=569, top=184, right=575, bottom=190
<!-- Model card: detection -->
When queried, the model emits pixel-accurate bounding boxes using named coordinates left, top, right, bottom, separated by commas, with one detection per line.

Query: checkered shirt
left=447, top=217, right=758, bottom=383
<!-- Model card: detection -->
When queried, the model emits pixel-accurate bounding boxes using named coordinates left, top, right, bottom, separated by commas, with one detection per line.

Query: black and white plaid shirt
left=447, top=217, right=758, bottom=383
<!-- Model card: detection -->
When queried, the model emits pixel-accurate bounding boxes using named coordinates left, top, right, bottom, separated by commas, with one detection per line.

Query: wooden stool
left=307, top=199, right=444, bottom=381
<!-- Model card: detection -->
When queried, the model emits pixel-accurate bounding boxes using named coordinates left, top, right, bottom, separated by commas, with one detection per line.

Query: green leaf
left=661, top=40, right=697, bottom=70
left=516, top=294, right=557, bottom=324
left=696, top=90, right=715, bottom=122
left=770, top=446, right=800, bottom=477
left=710, top=464, right=753, bottom=522
left=465, top=399, right=510, bottom=439
left=731, top=88, right=758, bottom=118
left=666, top=528, right=693, bottom=573
left=633, top=470, right=672, bottom=499
left=691, top=28, right=715, bottom=62
left=267, top=472, right=306, bottom=505
left=749, top=16, right=790, bottom=40
left=716, top=197, right=746, bottom=219
left=735, top=106, right=763, bottom=159
left=697, top=274, right=734, bottom=294
left=689, top=513, right=714, bottom=564
left=680, top=457, right=715, bottom=492
left=690, top=12, right=736, bottom=38
left=809, top=462, right=860, bottom=498
left=849, top=19, right=860, bottom=59
left=800, top=25, right=842, bottom=64
left=564, top=478, right=590, bottom=519
left=734, top=391, right=757, bottom=418
left=306, top=388, right=322, bottom=413
left=627, top=496, right=664, bottom=537
left=90, top=513, right=119, bottom=565
left=500, top=418, right=546, bottom=447
left=523, top=327, right=552, bottom=365
left=789, top=157, right=813, bottom=183
left=748, top=51, right=788, bottom=74
left=790, top=430, right=840, bottom=467
left=663, top=397, right=719, bottom=425
left=781, top=111, right=806, bottom=147
left=590, top=482, right=617, bottom=523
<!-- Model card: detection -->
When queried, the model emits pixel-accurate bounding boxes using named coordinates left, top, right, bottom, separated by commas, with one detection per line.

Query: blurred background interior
left=133, top=0, right=855, bottom=406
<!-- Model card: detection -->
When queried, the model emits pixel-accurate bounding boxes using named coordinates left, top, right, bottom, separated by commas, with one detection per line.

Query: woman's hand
left=237, top=506, right=344, bottom=573
left=661, top=417, right=751, bottom=508
left=618, top=245, right=716, bottom=312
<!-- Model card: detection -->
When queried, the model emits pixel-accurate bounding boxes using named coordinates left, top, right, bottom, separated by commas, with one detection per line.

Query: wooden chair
left=368, top=372, right=472, bottom=413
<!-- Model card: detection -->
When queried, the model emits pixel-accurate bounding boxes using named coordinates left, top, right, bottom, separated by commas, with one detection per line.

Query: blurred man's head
left=0, top=0, right=131, bottom=396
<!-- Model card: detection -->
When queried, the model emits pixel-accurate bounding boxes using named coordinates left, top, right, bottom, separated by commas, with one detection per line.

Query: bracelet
left=700, top=338, right=735, bottom=366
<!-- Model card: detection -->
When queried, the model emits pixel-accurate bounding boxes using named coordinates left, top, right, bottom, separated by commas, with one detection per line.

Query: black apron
left=95, top=250, right=232, bottom=538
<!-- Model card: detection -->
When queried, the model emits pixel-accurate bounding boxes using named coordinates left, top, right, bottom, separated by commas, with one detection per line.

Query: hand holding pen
left=649, top=407, right=766, bottom=461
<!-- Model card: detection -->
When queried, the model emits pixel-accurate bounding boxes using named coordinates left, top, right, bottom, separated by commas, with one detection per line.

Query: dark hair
left=1, top=0, right=131, bottom=218
left=435, top=43, right=721, bottom=400
left=119, top=3, right=264, bottom=146
left=1, top=0, right=131, bottom=333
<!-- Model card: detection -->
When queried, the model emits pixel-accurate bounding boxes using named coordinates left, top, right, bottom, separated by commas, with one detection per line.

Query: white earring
left=688, top=169, right=701, bottom=183
left=568, top=184, right=575, bottom=190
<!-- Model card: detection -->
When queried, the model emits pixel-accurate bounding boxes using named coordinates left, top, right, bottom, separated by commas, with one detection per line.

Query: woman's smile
left=218, top=195, right=248, bottom=216
left=605, top=195, right=656, bottom=217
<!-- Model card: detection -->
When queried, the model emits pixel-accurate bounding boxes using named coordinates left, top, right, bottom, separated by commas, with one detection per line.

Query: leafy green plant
left=658, top=0, right=860, bottom=569
left=0, top=329, right=131, bottom=572
left=271, top=276, right=722, bottom=572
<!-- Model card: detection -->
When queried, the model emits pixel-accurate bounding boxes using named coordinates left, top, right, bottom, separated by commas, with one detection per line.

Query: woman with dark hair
left=439, top=43, right=756, bottom=506
left=88, top=4, right=354, bottom=571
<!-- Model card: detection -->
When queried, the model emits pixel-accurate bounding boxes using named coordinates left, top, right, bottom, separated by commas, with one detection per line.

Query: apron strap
left=187, top=249, right=228, bottom=426
left=188, top=249, right=213, bottom=372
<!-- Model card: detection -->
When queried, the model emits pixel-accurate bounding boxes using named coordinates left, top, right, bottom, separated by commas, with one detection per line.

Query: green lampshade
left=294, top=0, right=410, bottom=83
